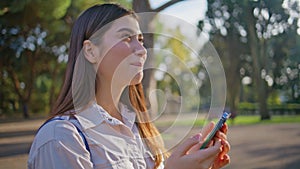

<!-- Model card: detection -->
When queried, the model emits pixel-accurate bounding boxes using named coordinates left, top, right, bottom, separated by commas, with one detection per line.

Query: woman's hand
left=164, top=122, right=230, bottom=169
left=211, top=123, right=230, bottom=169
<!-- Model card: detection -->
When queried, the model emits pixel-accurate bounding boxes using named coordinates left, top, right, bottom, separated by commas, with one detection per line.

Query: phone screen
left=200, top=112, right=231, bottom=149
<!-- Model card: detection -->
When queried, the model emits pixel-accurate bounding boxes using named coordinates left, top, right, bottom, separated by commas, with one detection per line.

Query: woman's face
left=96, top=15, right=147, bottom=87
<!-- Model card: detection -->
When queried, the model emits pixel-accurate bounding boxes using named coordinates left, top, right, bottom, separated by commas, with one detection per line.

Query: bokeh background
left=0, top=0, right=299, bottom=169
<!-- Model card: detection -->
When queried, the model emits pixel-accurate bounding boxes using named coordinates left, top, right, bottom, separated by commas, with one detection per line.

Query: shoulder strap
left=69, top=119, right=91, bottom=153
left=38, top=117, right=91, bottom=154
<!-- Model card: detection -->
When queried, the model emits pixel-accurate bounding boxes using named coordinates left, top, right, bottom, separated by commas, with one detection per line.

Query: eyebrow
left=117, top=27, right=142, bottom=35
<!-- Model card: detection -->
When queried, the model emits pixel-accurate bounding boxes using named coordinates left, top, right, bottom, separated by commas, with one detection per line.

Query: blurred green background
left=0, top=0, right=299, bottom=122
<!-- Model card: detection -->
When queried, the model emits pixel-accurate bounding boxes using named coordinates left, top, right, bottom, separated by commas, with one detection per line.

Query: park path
left=0, top=116, right=299, bottom=169
left=224, top=123, right=300, bottom=169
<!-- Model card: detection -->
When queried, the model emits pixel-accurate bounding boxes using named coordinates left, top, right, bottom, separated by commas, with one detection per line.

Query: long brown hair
left=51, top=3, right=166, bottom=168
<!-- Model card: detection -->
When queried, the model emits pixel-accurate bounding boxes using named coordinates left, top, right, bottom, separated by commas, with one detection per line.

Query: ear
left=83, top=40, right=98, bottom=64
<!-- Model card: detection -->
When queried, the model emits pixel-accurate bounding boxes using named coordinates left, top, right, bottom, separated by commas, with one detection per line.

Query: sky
left=150, top=0, right=207, bottom=25
left=147, top=0, right=209, bottom=42
left=148, top=1, right=227, bottom=113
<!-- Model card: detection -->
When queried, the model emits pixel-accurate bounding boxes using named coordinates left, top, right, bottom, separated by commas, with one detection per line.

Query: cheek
left=98, top=43, right=132, bottom=77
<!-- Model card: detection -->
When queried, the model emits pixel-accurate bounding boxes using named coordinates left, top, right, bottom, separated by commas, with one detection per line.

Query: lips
left=130, top=62, right=144, bottom=67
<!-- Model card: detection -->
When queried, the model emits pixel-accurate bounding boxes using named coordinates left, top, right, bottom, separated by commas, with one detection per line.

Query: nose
left=133, top=41, right=147, bottom=57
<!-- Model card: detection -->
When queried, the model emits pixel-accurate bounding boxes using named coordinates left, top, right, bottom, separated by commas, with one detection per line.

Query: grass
left=228, top=115, right=300, bottom=126
left=155, top=115, right=300, bottom=128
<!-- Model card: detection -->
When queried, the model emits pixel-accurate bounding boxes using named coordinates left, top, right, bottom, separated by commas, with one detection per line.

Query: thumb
left=201, top=122, right=215, bottom=140
left=174, top=134, right=201, bottom=156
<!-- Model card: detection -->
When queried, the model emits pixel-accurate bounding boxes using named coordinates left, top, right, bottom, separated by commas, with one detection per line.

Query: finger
left=219, top=140, right=230, bottom=158
left=201, top=122, right=215, bottom=140
left=188, top=134, right=204, bottom=153
left=222, top=139, right=230, bottom=152
left=207, top=139, right=214, bottom=148
left=194, top=139, right=222, bottom=160
left=196, top=154, right=217, bottom=169
left=215, top=130, right=227, bottom=140
left=213, top=154, right=230, bottom=169
left=188, top=141, right=203, bottom=153
left=186, top=140, right=222, bottom=169
left=174, top=134, right=202, bottom=156
left=222, top=154, right=230, bottom=164
left=220, top=123, right=228, bottom=134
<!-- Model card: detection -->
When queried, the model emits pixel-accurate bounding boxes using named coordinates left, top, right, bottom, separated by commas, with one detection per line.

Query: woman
left=28, top=3, right=230, bottom=169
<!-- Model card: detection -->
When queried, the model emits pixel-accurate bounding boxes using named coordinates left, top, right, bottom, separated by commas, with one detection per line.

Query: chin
left=130, top=72, right=144, bottom=85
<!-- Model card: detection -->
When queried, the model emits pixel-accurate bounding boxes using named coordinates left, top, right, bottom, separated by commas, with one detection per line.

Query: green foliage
left=167, top=27, right=190, bottom=62
left=267, top=90, right=281, bottom=105
left=202, top=0, right=300, bottom=120
left=155, top=115, right=300, bottom=128
left=35, top=0, right=71, bottom=20
left=154, top=24, right=203, bottom=112
left=238, top=102, right=258, bottom=110
left=227, top=115, right=300, bottom=125
left=238, top=102, right=300, bottom=115
left=0, top=0, right=33, bottom=14
left=70, top=0, right=131, bottom=15
left=0, top=0, right=133, bottom=118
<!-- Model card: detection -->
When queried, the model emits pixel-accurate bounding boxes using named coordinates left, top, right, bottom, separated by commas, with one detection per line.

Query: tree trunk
left=49, top=63, right=60, bottom=113
left=258, top=38, right=270, bottom=120
left=22, top=100, right=29, bottom=119
left=132, top=0, right=184, bottom=117
left=132, top=0, right=157, bottom=116
left=213, top=32, right=241, bottom=119
left=226, top=34, right=241, bottom=118
left=246, top=5, right=270, bottom=120
left=7, top=49, right=37, bottom=119
left=258, top=79, right=269, bottom=120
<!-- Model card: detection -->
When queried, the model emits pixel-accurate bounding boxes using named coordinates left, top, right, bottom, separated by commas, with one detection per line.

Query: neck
left=96, top=79, right=125, bottom=121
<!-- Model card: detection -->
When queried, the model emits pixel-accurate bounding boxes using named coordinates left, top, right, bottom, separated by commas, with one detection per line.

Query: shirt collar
left=75, top=102, right=136, bottom=130
left=119, top=103, right=136, bottom=130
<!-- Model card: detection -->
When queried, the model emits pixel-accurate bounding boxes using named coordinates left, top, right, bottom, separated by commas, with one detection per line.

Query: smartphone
left=200, top=112, right=231, bottom=149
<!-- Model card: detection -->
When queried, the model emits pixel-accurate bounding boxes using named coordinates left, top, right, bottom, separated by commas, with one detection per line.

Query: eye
left=138, top=36, right=144, bottom=43
left=121, top=34, right=132, bottom=42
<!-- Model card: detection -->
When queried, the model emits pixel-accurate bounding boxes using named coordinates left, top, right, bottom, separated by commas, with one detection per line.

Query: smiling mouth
left=130, top=62, right=143, bottom=67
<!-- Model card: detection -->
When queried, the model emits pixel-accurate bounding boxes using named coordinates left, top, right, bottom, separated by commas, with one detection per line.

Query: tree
left=132, top=0, right=186, bottom=115
left=271, top=26, right=300, bottom=103
left=1, top=0, right=122, bottom=118
left=0, top=0, right=73, bottom=118
left=200, top=0, right=298, bottom=120
left=200, top=2, right=248, bottom=118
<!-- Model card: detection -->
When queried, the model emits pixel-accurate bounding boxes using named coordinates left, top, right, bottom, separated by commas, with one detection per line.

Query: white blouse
left=28, top=102, right=164, bottom=169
